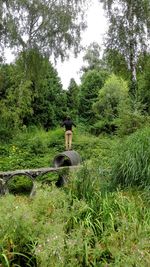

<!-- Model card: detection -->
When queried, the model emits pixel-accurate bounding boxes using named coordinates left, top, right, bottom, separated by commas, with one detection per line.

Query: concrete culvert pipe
left=53, top=150, right=81, bottom=168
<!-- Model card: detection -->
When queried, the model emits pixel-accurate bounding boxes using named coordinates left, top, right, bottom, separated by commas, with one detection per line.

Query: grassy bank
left=0, top=181, right=149, bottom=266
left=0, top=126, right=150, bottom=266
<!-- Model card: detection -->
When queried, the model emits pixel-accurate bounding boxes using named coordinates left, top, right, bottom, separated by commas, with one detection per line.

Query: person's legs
left=65, top=131, right=72, bottom=150
left=65, top=131, right=69, bottom=150
left=68, top=132, right=72, bottom=150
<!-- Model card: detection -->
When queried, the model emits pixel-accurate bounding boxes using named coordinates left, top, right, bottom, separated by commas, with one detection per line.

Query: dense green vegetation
left=0, top=0, right=150, bottom=266
left=0, top=126, right=150, bottom=266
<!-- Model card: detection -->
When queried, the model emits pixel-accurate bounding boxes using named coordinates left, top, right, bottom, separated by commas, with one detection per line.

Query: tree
left=81, top=42, right=103, bottom=73
left=28, top=59, right=66, bottom=128
left=0, top=1, right=6, bottom=59
left=93, top=74, right=147, bottom=135
left=0, top=64, right=15, bottom=98
left=66, top=78, right=79, bottom=120
left=0, top=50, right=67, bottom=134
left=103, top=49, right=130, bottom=81
left=14, top=50, right=66, bottom=128
left=0, top=62, right=33, bottom=139
left=99, top=0, right=150, bottom=95
left=2, top=0, right=88, bottom=60
left=79, top=69, right=107, bottom=122
left=93, top=74, right=129, bottom=120
left=137, top=53, right=150, bottom=114
left=92, top=74, right=130, bottom=134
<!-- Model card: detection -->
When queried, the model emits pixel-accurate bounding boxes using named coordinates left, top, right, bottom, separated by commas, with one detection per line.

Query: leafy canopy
left=81, top=42, right=103, bottom=73
left=93, top=74, right=129, bottom=120
left=2, top=0, right=88, bottom=59
left=79, top=69, right=107, bottom=122
left=99, top=0, right=150, bottom=93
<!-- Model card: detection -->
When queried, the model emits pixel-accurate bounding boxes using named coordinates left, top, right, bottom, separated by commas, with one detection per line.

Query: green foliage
left=29, top=137, right=49, bottom=156
left=92, top=74, right=148, bottom=135
left=66, top=78, right=79, bottom=120
left=0, top=181, right=150, bottom=266
left=0, top=64, right=14, bottom=99
left=81, top=42, right=103, bottom=73
left=0, top=126, right=65, bottom=171
left=0, top=51, right=67, bottom=140
left=0, top=187, right=69, bottom=266
left=2, top=0, right=88, bottom=59
left=111, top=127, right=150, bottom=188
left=0, top=101, right=14, bottom=141
left=92, top=74, right=129, bottom=134
left=0, top=126, right=150, bottom=266
left=7, top=176, right=33, bottom=195
left=47, top=128, right=64, bottom=149
left=0, top=1, right=150, bottom=264
left=0, top=63, right=33, bottom=138
left=68, top=164, right=107, bottom=203
left=137, top=53, right=150, bottom=114
left=90, top=119, right=117, bottom=135
left=115, top=99, right=149, bottom=136
left=79, top=69, right=107, bottom=122
left=15, top=50, right=65, bottom=129
left=103, top=49, right=130, bottom=80
left=100, top=0, right=150, bottom=95
left=93, top=74, right=129, bottom=120
left=0, top=63, right=32, bottom=139
left=67, top=169, right=150, bottom=266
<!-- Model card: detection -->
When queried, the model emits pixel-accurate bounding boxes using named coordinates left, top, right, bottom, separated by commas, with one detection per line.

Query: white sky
left=5, top=0, right=107, bottom=89
left=56, top=0, right=107, bottom=88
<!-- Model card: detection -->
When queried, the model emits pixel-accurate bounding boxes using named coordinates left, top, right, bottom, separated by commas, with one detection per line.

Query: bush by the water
left=111, top=127, right=150, bottom=188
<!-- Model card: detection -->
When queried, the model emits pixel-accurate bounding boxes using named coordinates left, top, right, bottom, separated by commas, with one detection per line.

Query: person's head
left=67, top=116, right=71, bottom=120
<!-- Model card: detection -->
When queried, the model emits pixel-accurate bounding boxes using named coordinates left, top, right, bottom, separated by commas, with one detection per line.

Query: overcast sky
left=56, top=0, right=107, bottom=89
left=5, top=0, right=107, bottom=89
left=56, top=0, right=107, bottom=88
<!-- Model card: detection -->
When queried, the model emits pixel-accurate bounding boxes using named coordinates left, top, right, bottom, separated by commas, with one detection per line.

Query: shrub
left=90, top=119, right=117, bottom=135
left=111, top=127, right=150, bottom=188
left=29, top=136, right=48, bottom=155
left=47, top=128, right=64, bottom=149
left=93, top=74, right=129, bottom=121
left=116, top=99, right=149, bottom=136
left=13, top=126, right=49, bottom=152
left=0, top=126, right=13, bottom=142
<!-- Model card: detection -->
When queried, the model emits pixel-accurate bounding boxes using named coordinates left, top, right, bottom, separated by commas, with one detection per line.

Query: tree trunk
left=128, top=1, right=137, bottom=95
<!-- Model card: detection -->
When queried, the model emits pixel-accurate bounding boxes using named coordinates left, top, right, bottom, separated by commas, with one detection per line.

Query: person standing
left=61, top=117, right=76, bottom=150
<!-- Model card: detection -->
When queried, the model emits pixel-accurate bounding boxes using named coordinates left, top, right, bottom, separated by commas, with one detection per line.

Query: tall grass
left=0, top=126, right=150, bottom=266
left=1, top=182, right=149, bottom=267
left=64, top=165, right=150, bottom=266
left=111, top=127, right=150, bottom=188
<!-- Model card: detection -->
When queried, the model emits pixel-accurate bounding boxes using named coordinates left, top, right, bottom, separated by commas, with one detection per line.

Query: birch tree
left=1, top=0, right=88, bottom=60
left=100, top=0, right=150, bottom=95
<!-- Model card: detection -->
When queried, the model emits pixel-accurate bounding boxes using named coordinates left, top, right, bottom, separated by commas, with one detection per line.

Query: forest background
left=0, top=0, right=150, bottom=266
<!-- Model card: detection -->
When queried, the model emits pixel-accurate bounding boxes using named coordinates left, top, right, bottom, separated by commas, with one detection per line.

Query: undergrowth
left=0, top=181, right=149, bottom=267
left=0, top=126, right=150, bottom=266
left=111, top=126, right=150, bottom=188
